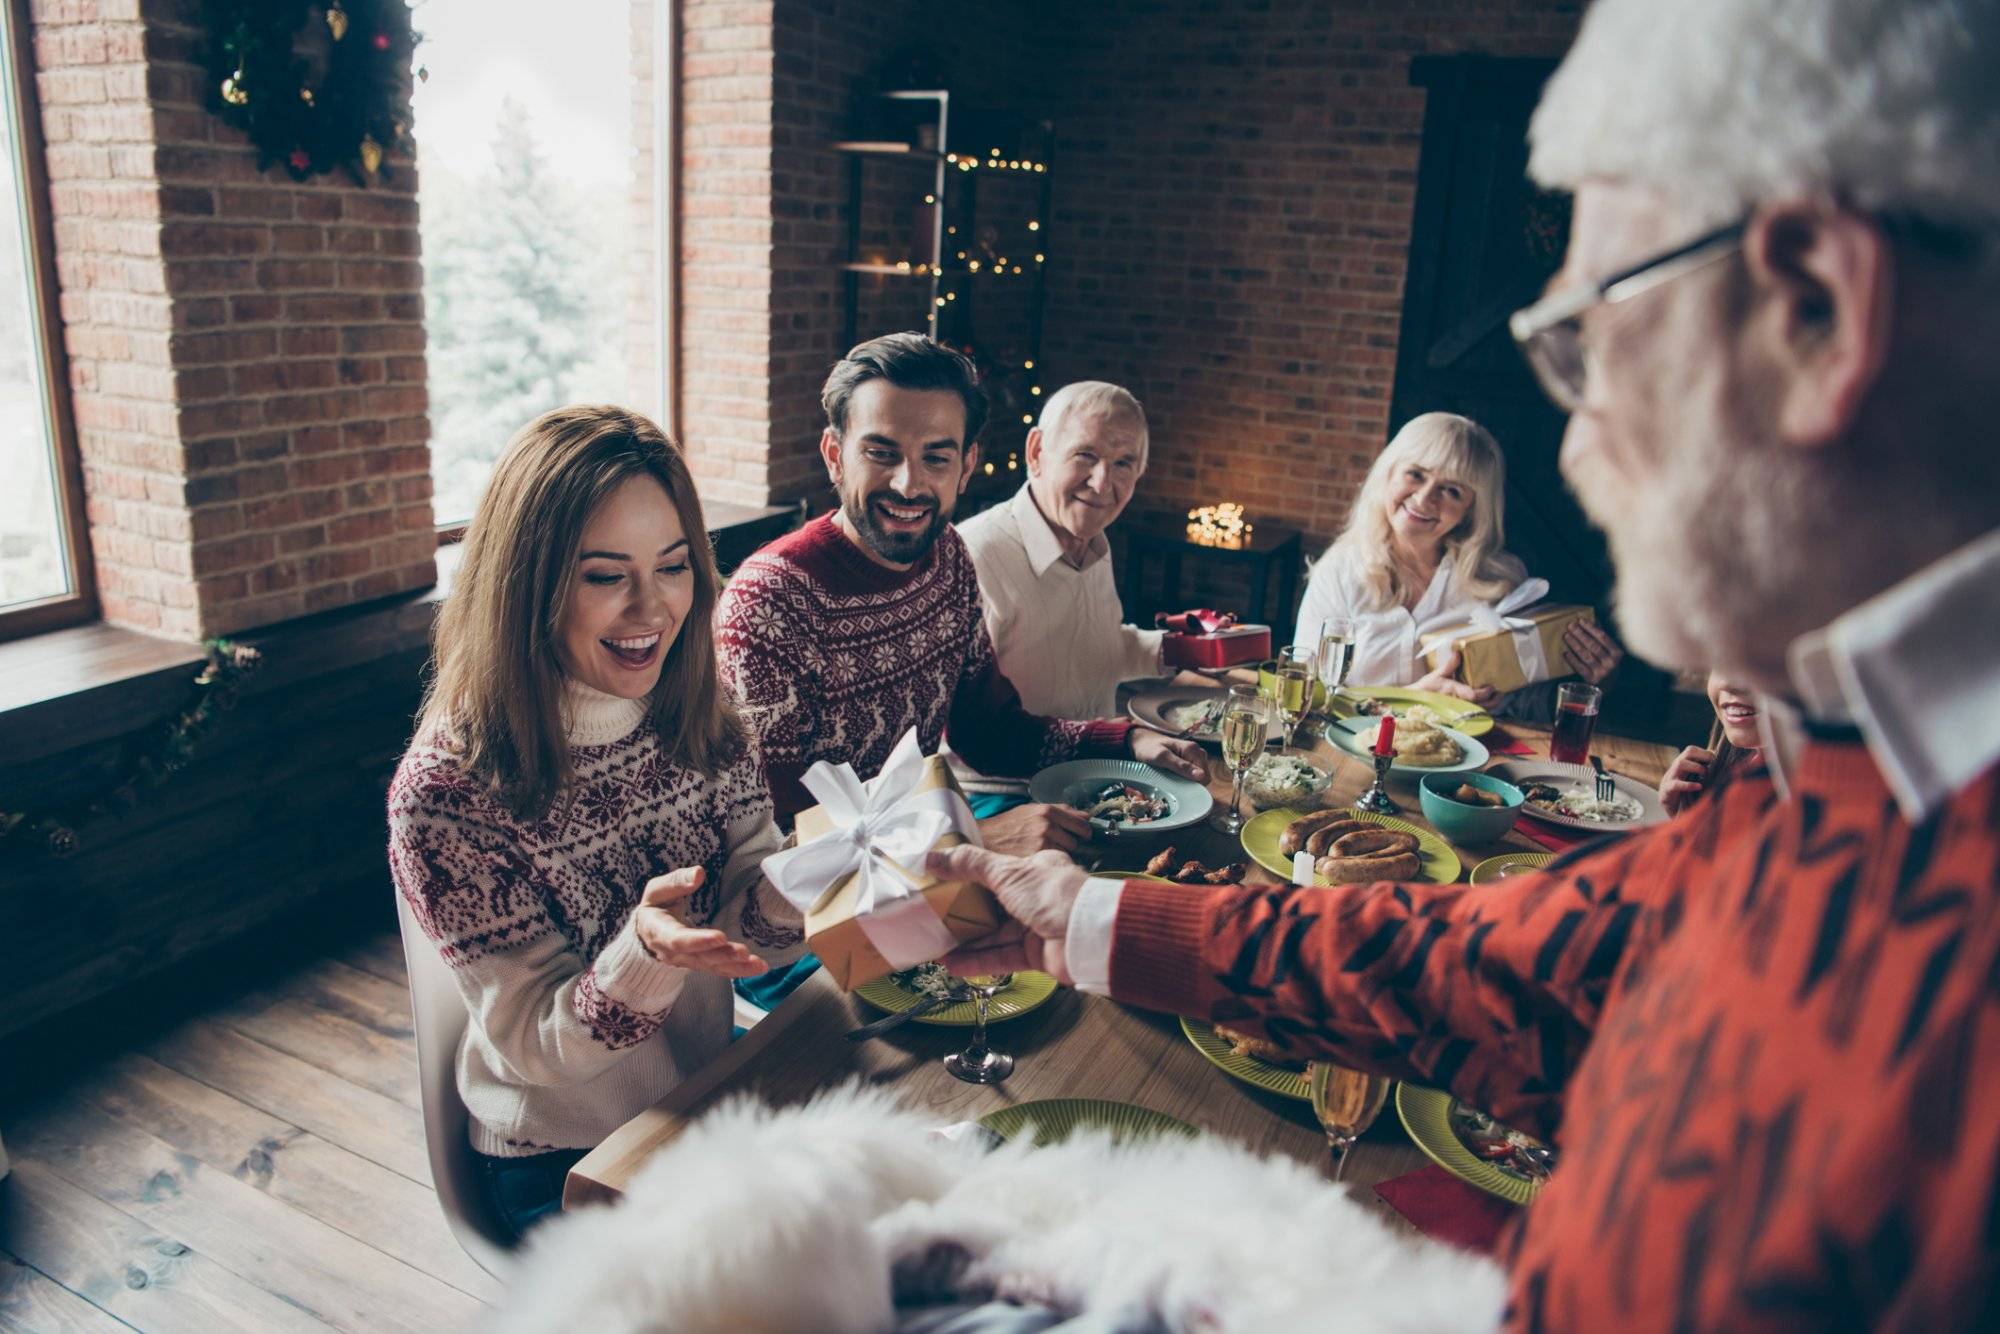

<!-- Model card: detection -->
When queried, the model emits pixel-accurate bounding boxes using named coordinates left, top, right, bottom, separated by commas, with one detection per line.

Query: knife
left=843, top=990, right=965, bottom=1041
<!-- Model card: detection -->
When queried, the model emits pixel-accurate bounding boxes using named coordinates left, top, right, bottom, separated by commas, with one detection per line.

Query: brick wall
left=1039, top=0, right=1582, bottom=552
left=32, top=0, right=431, bottom=640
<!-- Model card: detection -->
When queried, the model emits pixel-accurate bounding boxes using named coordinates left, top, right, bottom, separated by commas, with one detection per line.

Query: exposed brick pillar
left=32, top=0, right=433, bottom=640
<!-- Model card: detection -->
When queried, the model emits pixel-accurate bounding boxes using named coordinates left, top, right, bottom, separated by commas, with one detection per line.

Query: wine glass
left=1307, top=1059, right=1391, bottom=1182
left=1211, top=684, right=1267, bottom=833
left=1274, top=648, right=1314, bottom=750
left=1316, top=618, right=1356, bottom=717
left=944, top=974, right=1015, bottom=1084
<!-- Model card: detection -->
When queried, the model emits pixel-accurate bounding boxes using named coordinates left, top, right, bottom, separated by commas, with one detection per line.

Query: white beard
left=498, top=1083, right=1506, bottom=1334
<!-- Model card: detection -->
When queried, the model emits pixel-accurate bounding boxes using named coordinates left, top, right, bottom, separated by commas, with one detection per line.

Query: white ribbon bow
left=760, top=729, right=981, bottom=971
left=1431, top=578, right=1557, bottom=684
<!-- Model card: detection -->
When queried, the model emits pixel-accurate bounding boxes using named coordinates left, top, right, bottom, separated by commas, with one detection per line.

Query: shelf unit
left=835, top=90, right=1054, bottom=489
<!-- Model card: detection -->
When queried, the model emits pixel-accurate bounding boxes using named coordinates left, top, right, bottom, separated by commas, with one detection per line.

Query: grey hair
left=1035, top=381, right=1149, bottom=465
left=1530, top=0, right=2000, bottom=239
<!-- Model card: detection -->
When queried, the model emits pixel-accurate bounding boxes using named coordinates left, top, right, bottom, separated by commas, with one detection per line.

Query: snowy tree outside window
left=413, top=0, right=657, bottom=525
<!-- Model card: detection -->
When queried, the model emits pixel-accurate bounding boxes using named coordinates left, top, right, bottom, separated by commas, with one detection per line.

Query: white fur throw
left=499, top=1085, right=1505, bottom=1333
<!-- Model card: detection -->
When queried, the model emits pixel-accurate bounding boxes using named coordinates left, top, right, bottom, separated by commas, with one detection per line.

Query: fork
left=1589, top=755, right=1615, bottom=805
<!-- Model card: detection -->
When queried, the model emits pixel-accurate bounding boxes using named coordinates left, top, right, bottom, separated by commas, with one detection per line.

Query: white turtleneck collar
left=562, top=678, right=649, bottom=747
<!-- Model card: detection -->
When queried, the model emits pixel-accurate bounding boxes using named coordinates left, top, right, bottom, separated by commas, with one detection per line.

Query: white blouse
left=1292, top=544, right=1529, bottom=688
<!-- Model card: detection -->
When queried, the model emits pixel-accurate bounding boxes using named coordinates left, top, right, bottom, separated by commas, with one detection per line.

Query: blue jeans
left=475, top=1146, right=589, bottom=1244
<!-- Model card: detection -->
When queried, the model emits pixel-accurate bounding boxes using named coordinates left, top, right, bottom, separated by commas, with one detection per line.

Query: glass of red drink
left=1549, top=682, right=1602, bottom=766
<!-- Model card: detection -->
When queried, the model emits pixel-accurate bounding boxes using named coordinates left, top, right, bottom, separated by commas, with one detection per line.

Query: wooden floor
left=0, top=930, right=496, bottom=1333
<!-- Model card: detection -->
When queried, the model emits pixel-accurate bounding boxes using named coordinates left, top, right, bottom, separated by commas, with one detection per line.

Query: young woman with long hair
left=388, top=405, right=802, bottom=1240
left=1292, top=412, right=1623, bottom=714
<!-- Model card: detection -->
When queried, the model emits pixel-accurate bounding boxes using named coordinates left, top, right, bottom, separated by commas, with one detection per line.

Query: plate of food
left=1324, top=686, right=1495, bottom=739
left=1180, top=1017, right=1310, bottom=1100
left=1240, top=808, right=1462, bottom=885
left=1029, top=758, right=1213, bottom=836
left=1240, top=749, right=1335, bottom=812
left=855, top=963, right=1059, bottom=1026
left=1469, top=851, right=1556, bottom=884
left=1324, top=706, right=1488, bottom=777
left=1395, top=1084, right=1555, bottom=1205
left=1485, top=760, right=1667, bottom=832
left=1128, top=685, right=1282, bottom=746
left=979, top=1098, right=1196, bottom=1147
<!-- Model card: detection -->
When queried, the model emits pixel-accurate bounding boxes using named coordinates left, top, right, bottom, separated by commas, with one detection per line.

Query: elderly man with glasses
left=927, top=0, right=2000, bottom=1327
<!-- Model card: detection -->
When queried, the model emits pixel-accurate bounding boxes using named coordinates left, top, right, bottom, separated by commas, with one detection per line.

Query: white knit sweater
left=387, top=684, right=804, bottom=1157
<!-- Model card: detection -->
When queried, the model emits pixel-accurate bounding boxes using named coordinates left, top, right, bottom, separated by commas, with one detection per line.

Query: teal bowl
left=1419, top=770, right=1525, bottom=846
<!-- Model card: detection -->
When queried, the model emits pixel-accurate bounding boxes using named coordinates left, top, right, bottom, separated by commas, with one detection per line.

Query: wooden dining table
left=564, top=693, right=1676, bottom=1230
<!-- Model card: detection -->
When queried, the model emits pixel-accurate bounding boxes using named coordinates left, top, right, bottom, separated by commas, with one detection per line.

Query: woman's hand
left=634, top=868, right=768, bottom=978
left=1129, top=729, right=1210, bottom=783
left=1657, top=746, right=1715, bottom=816
left=1562, top=619, right=1624, bottom=686
left=1412, top=647, right=1500, bottom=707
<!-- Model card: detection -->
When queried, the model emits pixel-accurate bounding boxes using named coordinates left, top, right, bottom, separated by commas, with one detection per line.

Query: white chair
left=395, top=890, right=516, bottom=1281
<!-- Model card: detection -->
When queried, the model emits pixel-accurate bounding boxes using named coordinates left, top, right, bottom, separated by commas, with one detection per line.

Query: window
left=0, top=0, right=91, bottom=641
left=414, top=0, right=662, bottom=528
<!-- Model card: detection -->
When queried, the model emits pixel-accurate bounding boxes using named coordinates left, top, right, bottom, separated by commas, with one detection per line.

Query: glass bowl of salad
left=1242, top=749, right=1335, bottom=812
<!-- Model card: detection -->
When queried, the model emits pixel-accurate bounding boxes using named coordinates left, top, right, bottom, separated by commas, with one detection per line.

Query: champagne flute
left=1316, top=618, right=1356, bottom=717
left=944, top=973, right=1015, bottom=1084
left=1274, top=648, right=1313, bottom=750
left=1307, top=1060, right=1392, bottom=1182
left=1211, top=684, right=1266, bottom=834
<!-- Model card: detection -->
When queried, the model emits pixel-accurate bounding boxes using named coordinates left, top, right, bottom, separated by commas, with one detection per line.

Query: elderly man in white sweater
left=959, top=381, right=1167, bottom=722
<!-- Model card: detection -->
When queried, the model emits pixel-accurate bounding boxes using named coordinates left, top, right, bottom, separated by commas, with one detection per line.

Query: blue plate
left=1028, top=758, right=1214, bottom=837
left=1325, top=719, right=1488, bottom=778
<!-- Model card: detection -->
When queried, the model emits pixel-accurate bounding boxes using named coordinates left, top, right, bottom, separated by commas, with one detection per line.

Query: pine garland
left=0, top=640, right=263, bottom=860
left=202, top=0, right=420, bottom=185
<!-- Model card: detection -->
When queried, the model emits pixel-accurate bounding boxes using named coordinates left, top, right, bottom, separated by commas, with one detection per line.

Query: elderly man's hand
left=926, top=845, right=1084, bottom=985
left=978, top=802, right=1091, bottom=856
left=1129, top=729, right=1210, bottom=782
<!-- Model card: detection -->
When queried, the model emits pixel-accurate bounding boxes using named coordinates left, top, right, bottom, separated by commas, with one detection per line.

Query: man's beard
left=844, top=488, right=949, bottom=565
left=1569, top=403, right=1844, bottom=693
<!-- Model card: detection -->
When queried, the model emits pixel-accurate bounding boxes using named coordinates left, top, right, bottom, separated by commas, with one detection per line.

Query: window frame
left=428, top=0, right=683, bottom=548
left=0, top=0, right=94, bottom=643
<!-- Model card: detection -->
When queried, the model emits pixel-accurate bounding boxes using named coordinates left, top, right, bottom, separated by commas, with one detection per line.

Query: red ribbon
left=1154, top=608, right=1239, bottom=634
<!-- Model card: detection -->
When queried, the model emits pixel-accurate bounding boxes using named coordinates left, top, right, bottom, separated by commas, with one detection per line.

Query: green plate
left=1395, top=1084, right=1543, bottom=1206
left=1240, top=808, right=1463, bottom=885
left=978, top=1098, right=1196, bottom=1146
left=1326, top=686, right=1495, bottom=739
left=854, top=971, right=1058, bottom=1026
left=1180, top=1017, right=1310, bottom=1101
left=1469, top=851, right=1556, bottom=884
left=1325, top=717, right=1489, bottom=777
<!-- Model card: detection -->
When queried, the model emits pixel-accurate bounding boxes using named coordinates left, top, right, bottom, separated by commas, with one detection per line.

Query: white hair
left=1530, top=0, right=2000, bottom=233
left=1036, top=381, right=1149, bottom=464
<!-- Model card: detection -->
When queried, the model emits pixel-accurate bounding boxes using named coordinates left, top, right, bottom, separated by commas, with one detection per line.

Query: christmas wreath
left=202, top=0, right=421, bottom=184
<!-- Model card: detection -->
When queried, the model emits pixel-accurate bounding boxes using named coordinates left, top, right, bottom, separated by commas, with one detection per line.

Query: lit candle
left=1373, top=715, right=1396, bottom=758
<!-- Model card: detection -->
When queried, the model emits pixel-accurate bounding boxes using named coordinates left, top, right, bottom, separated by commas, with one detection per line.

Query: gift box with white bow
left=760, top=730, right=1002, bottom=990
left=1418, top=578, right=1596, bottom=695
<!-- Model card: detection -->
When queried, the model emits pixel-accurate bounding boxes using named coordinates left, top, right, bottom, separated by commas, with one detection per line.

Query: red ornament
left=372, top=31, right=391, bottom=50
left=288, top=148, right=311, bottom=170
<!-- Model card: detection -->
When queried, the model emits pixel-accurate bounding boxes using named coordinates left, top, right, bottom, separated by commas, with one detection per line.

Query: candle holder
left=1353, top=751, right=1400, bottom=814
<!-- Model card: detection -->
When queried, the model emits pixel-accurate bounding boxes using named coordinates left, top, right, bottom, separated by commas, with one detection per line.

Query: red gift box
left=1157, top=609, right=1271, bottom=670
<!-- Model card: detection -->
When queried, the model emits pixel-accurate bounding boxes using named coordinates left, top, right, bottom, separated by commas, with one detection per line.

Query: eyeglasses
left=1509, top=221, right=1746, bottom=413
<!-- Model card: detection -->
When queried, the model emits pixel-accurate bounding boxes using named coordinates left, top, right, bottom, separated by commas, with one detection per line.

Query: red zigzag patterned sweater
left=387, top=685, right=804, bottom=1157
left=716, top=513, right=1132, bottom=822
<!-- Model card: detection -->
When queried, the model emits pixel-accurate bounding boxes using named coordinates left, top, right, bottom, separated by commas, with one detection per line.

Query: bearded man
left=928, top=0, right=2000, bottom=1326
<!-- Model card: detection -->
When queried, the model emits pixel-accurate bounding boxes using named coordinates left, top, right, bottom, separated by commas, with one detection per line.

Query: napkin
left=1484, top=727, right=1535, bottom=757
left=1513, top=822, right=1602, bottom=854
left=1373, top=1164, right=1517, bottom=1255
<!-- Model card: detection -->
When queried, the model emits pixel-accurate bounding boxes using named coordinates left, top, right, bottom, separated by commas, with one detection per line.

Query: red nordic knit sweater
left=1109, top=737, right=2000, bottom=1331
left=715, top=514, right=1132, bottom=822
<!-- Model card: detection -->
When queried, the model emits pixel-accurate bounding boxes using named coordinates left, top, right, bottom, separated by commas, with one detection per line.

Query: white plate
left=1127, top=685, right=1283, bottom=747
left=1485, top=759, right=1668, bottom=832
left=1028, top=758, right=1214, bottom=836
left=1324, top=718, right=1489, bottom=778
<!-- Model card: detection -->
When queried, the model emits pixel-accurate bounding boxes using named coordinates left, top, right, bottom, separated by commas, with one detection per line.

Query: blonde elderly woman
left=1290, top=411, right=1621, bottom=713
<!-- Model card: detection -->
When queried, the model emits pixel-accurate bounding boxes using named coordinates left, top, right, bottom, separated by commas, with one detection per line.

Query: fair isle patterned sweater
left=386, top=685, right=804, bottom=1158
left=715, top=513, right=1134, bottom=823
